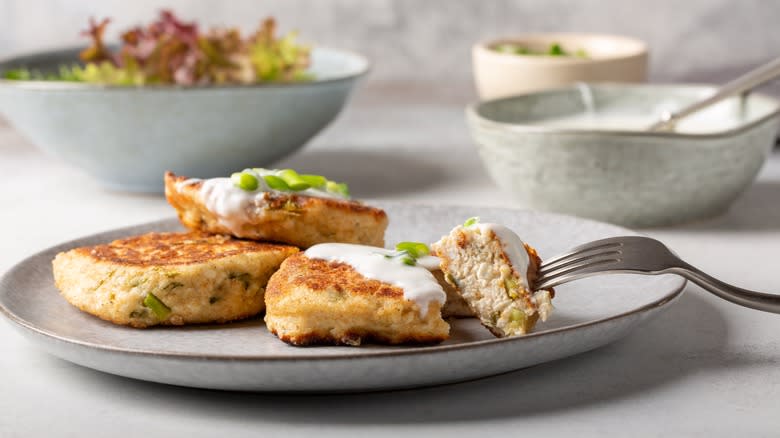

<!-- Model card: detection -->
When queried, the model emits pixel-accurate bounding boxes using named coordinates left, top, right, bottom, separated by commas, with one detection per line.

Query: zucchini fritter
left=165, top=172, right=387, bottom=248
left=52, top=232, right=298, bottom=328
left=265, top=253, right=450, bottom=346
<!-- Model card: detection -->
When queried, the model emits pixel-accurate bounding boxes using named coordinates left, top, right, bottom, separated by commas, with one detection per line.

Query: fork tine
left=538, top=249, right=622, bottom=275
left=540, top=254, right=623, bottom=281
left=535, top=256, right=622, bottom=290
left=540, top=240, right=623, bottom=273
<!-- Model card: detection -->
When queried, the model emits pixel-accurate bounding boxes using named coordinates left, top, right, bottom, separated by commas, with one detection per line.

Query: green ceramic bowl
left=467, top=83, right=780, bottom=227
left=0, top=47, right=369, bottom=192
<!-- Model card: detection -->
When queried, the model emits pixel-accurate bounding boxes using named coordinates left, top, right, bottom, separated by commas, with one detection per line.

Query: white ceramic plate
left=0, top=203, right=685, bottom=392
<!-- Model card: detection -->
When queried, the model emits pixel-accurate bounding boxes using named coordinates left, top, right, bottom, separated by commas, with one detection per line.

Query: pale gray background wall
left=1, top=0, right=778, bottom=85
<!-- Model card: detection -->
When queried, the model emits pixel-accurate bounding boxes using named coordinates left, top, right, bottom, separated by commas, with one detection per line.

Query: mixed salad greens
left=2, top=10, right=312, bottom=86
left=493, top=42, right=588, bottom=58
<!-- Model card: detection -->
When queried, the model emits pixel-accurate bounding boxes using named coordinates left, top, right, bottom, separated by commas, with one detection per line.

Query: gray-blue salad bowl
left=467, top=83, right=780, bottom=227
left=0, top=47, right=369, bottom=192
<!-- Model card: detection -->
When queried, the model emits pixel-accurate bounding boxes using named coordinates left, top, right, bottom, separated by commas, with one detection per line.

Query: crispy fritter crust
left=52, top=232, right=298, bottom=328
left=164, top=172, right=388, bottom=248
left=264, top=253, right=450, bottom=346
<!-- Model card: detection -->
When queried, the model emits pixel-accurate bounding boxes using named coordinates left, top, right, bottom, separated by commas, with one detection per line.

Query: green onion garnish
left=231, top=172, right=259, bottom=191
left=491, top=42, right=584, bottom=58
left=263, top=175, right=290, bottom=191
left=494, top=43, right=518, bottom=54
left=464, top=217, right=480, bottom=227
left=278, top=169, right=311, bottom=191
left=143, top=293, right=171, bottom=320
left=386, top=241, right=431, bottom=267
left=300, top=174, right=327, bottom=188
left=395, top=242, right=430, bottom=259
left=230, top=168, right=349, bottom=197
left=400, top=255, right=416, bottom=266
left=548, top=43, right=565, bottom=56
left=326, top=181, right=350, bottom=197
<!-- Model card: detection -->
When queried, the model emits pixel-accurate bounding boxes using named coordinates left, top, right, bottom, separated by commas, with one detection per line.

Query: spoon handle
left=649, top=57, right=780, bottom=131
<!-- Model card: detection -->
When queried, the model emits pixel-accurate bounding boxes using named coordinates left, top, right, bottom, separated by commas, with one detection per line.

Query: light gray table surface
left=1, top=80, right=779, bottom=437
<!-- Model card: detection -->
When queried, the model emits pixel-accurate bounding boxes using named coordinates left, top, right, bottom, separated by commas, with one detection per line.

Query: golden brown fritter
left=264, top=253, right=450, bottom=346
left=52, top=232, right=298, bottom=328
left=164, top=172, right=388, bottom=248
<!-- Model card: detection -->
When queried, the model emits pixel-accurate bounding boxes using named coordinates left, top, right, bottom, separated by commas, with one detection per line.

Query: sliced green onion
left=231, top=172, right=259, bottom=191
left=395, top=241, right=430, bottom=258
left=463, top=216, right=480, bottom=227
left=510, top=308, right=526, bottom=322
left=549, top=43, right=566, bottom=56
left=400, top=255, right=416, bottom=266
left=504, top=277, right=520, bottom=299
left=278, top=169, right=311, bottom=191
left=326, top=180, right=350, bottom=197
left=263, top=174, right=290, bottom=191
left=143, top=293, right=171, bottom=320
left=300, top=174, right=327, bottom=188
left=494, top=43, right=518, bottom=54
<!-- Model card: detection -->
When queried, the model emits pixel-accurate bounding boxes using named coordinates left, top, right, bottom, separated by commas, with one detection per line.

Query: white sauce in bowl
left=526, top=100, right=746, bottom=134
left=528, top=113, right=654, bottom=130
left=304, top=243, right=446, bottom=317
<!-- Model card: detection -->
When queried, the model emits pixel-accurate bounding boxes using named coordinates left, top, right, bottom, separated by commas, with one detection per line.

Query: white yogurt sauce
left=415, top=255, right=443, bottom=271
left=468, top=223, right=531, bottom=286
left=177, top=169, right=348, bottom=236
left=526, top=99, right=744, bottom=134
left=304, top=243, right=447, bottom=317
left=529, top=113, right=654, bottom=131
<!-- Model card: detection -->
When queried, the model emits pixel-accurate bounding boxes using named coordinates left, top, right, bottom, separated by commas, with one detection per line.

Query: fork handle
left=672, top=265, right=780, bottom=313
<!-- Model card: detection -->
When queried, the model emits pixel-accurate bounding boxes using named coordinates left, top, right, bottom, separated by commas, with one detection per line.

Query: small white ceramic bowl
left=473, top=33, right=648, bottom=100
left=467, top=83, right=780, bottom=227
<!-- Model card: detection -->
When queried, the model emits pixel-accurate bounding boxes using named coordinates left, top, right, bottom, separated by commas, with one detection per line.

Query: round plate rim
left=0, top=203, right=687, bottom=362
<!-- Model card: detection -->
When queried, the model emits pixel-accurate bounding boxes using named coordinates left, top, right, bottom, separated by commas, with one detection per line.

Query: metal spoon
left=648, top=56, right=780, bottom=131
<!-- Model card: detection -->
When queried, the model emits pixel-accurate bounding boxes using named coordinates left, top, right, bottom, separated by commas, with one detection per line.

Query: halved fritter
left=433, top=270, right=473, bottom=318
left=52, top=232, right=298, bottom=328
left=432, top=223, right=553, bottom=337
left=264, top=253, right=450, bottom=346
left=164, top=172, right=388, bottom=248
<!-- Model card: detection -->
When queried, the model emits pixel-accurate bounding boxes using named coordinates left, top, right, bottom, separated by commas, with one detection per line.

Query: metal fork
left=536, top=236, right=780, bottom=313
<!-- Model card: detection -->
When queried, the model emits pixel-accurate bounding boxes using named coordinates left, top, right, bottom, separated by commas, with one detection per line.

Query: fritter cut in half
left=431, top=218, right=554, bottom=337
left=265, top=244, right=450, bottom=346
left=165, top=169, right=388, bottom=248
left=433, top=270, right=473, bottom=318
left=53, top=232, right=298, bottom=328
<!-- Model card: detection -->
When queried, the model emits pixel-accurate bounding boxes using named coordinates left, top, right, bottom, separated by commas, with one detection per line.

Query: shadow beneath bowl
left=273, top=148, right=449, bottom=198
left=49, top=289, right=753, bottom=425
left=658, top=181, right=780, bottom=232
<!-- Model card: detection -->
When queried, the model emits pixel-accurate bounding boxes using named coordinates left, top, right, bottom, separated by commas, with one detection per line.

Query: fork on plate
left=536, top=236, right=780, bottom=313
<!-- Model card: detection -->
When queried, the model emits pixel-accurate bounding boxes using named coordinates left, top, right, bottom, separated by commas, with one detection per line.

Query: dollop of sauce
left=469, top=223, right=531, bottom=287
left=304, top=243, right=446, bottom=317
left=177, top=169, right=348, bottom=236
left=415, top=255, right=443, bottom=271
